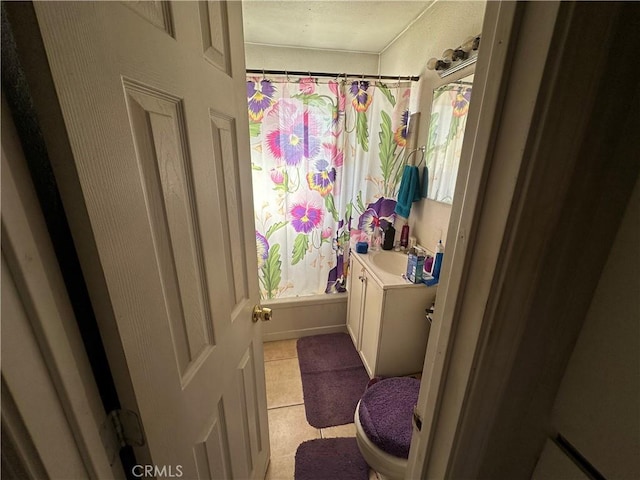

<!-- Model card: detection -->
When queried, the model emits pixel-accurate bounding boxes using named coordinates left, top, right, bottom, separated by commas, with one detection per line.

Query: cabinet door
left=346, top=257, right=365, bottom=349
left=359, top=277, right=384, bottom=377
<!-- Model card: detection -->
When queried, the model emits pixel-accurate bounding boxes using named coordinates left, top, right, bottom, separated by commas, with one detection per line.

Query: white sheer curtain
left=425, top=84, right=472, bottom=204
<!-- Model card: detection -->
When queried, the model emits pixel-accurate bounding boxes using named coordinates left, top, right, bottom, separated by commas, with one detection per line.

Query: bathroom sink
left=370, top=251, right=407, bottom=276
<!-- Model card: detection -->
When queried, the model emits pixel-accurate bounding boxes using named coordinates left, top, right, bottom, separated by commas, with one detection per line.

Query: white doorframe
left=406, top=1, right=522, bottom=476
left=3, top=4, right=151, bottom=465
left=1, top=94, right=122, bottom=479
left=409, top=1, right=640, bottom=478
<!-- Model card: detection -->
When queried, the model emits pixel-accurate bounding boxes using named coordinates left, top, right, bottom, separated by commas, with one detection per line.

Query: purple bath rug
left=297, top=333, right=370, bottom=428
left=295, top=438, right=369, bottom=480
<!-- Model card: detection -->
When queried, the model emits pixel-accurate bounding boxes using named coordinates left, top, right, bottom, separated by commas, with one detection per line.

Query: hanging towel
left=420, top=166, right=429, bottom=198
left=394, top=165, right=421, bottom=218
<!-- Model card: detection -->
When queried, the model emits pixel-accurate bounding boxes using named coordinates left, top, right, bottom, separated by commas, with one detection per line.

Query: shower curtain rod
left=246, top=68, right=420, bottom=82
left=438, top=80, right=473, bottom=87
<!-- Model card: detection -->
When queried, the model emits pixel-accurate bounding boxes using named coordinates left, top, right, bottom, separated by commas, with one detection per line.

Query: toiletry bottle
left=400, top=223, right=409, bottom=249
left=370, top=218, right=382, bottom=251
left=406, top=247, right=416, bottom=278
left=424, top=255, right=434, bottom=274
left=382, top=224, right=395, bottom=250
left=431, top=240, right=444, bottom=279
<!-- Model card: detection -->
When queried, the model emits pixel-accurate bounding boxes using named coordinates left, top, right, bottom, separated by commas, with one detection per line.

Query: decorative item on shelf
left=427, top=34, right=481, bottom=78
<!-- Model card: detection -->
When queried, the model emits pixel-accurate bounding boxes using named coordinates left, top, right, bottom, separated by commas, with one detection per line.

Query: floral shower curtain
left=425, top=84, right=472, bottom=204
left=247, top=75, right=415, bottom=299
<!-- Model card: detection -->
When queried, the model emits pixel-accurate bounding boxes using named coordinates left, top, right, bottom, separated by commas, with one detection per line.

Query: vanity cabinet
left=347, top=252, right=436, bottom=378
left=346, top=258, right=366, bottom=350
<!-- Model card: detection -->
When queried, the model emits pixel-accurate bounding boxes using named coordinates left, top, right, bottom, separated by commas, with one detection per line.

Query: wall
left=244, top=43, right=378, bottom=74
left=380, top=0, right=486, bottom=252
left=549, top=176, right=640, bottom=478
left=379, top=1, right=486, bottom=77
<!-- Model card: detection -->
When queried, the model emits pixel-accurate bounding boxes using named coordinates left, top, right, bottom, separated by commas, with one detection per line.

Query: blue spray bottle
left=431, top=240, right=444, bottom=280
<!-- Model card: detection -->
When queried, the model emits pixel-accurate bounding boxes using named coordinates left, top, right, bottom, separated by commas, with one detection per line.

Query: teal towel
left=394, top=165, right=420, bottom=218
left=421, top=166, right=429, bottom=198
left=411, top=167, right=421, bottom=202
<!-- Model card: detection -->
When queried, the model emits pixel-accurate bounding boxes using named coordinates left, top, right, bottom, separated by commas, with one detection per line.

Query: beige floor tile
left=263, top=339, right=298, bottom=362
left=265, top=358, right=304, bottom=409
left=268, top=404, right=320, bottom=457
left=264, top=454, right=295, bottom=480
left=320, top=422, right=356, bottom=438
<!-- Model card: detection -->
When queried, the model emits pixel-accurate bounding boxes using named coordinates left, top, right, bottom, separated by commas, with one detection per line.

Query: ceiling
left=241, top=1, right=435, bottom=54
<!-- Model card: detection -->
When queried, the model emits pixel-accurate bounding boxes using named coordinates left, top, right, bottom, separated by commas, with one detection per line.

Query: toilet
left=354, top=377, right=421, bottom=480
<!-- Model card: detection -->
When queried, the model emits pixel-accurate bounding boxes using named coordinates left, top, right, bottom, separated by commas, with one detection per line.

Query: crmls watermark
left=131, top=465, right=183, bottom=478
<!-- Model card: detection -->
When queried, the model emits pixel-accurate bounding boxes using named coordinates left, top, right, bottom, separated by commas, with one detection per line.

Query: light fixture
left=442, top=49, right=455, bottom=63
left=427, top=34, right=481, bottom=78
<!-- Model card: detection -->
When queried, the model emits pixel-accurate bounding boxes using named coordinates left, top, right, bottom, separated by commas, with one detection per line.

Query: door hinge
left=100, top=409, right=145, bottom=465
left=412, top=405, right=423, bottom=432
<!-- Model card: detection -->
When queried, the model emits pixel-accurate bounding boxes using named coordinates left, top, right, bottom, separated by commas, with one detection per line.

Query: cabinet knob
left=358, top=275, right=365, bottom=282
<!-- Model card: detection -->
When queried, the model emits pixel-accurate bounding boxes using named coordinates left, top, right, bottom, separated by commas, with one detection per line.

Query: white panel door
left=32, top=2, right=269, bottom=478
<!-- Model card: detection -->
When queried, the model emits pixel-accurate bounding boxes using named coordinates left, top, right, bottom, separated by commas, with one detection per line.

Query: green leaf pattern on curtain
left=377, top=82, right=396, bottom=107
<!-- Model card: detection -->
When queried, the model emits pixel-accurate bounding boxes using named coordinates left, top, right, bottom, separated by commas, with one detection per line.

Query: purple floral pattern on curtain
left=248, top=76, right=415, bottom=299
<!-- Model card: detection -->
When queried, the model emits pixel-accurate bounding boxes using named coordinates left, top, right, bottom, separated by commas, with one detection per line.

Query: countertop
left=352, top=250, right=438, bottom=291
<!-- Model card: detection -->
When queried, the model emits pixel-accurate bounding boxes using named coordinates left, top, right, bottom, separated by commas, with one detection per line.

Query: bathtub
left=262, top=293, right=348, bottom=342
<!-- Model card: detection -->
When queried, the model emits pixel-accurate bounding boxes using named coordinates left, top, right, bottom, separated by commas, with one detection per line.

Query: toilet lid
left=358, top=377, right=420, bottom=459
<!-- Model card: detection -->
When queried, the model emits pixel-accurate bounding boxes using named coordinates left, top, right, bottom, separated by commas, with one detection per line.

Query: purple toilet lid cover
left=358, top=377, right=420, bottom=459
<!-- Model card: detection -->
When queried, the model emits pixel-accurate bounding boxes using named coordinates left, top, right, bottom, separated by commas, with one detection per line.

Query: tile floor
left=263, top=338, right=375, bottom=480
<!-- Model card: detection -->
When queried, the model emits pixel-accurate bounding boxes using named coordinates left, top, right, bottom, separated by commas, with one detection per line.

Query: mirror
left=424, top=74, right=473, bottom=204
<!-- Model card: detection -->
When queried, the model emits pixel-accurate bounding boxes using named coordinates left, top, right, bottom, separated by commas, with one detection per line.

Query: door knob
left=252, top=305, right=273, bottom=323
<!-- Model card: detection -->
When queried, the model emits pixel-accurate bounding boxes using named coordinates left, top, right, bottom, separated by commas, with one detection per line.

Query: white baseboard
left=263, top=324, right=348, bottom=342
